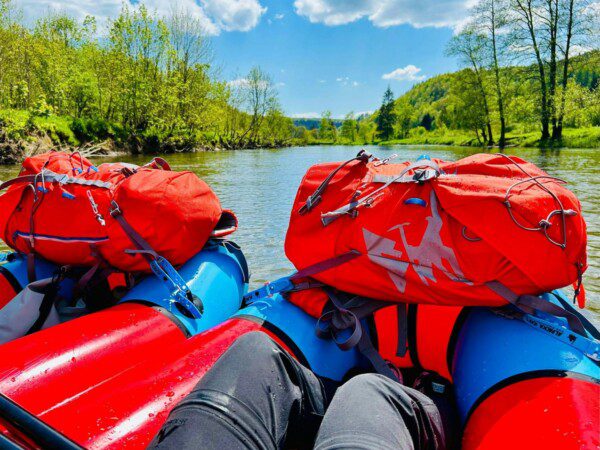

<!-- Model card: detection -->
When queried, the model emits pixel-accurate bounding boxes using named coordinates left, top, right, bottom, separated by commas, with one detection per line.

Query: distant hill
left=366, top=50, right=599, bottom=136
left=293, top=118, right=343, bottom=130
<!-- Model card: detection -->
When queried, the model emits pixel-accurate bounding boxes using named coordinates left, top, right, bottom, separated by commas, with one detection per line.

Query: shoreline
left=1, top=129, right=598, bottom=165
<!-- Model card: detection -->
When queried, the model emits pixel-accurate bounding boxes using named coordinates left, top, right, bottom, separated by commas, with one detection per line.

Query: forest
left=367, top=0, right=599, bottom=148
left=0, top=0, right=598, bottom=163
left=0, top=0, right=295, bottom=162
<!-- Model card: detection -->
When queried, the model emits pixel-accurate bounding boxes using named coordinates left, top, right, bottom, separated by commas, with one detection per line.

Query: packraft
left=0, top=151, right=237, bottom=274
left=285, top=151, right=587, bottom=308
left=1, top=287, right=596, bottom=449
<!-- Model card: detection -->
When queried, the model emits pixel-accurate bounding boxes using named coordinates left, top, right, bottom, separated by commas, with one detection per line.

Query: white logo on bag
left=363, top=191, right=469, bottom=293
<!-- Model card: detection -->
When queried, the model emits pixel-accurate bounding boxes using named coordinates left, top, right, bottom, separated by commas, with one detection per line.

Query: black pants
left=149, top=332, right=446, bottom=450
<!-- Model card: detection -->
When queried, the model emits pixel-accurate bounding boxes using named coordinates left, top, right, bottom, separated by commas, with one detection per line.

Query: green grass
left=32, top=114, right=79, bottom=146
left=0, top=108, right=79, bottom=145
left=380, top=129, right=481, bottom=147
left=379, top=127, right=600, bottom=149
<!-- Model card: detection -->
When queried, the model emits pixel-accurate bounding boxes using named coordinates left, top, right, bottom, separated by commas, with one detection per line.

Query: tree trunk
left=556, top=0, right=575, bottom=140
left=490, top=0, right=506, bottom=148
left=547, top=0, right=560, bottom=140
left=516, top=0, right=550, bottom=140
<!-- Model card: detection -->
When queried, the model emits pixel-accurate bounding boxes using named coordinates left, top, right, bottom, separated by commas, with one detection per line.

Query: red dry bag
left=0, top=151, right=236, bottom=273
left=285, top=152, right=587, bottom=308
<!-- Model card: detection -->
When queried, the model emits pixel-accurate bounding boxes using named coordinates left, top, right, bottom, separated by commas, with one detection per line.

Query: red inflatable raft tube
left=0, top=303, right=263, bottom=449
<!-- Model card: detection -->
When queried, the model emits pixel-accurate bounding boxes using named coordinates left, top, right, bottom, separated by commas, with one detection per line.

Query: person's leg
left=149, top=332, right=327, bottom=450
left=314, top=374, right=446, bottom=450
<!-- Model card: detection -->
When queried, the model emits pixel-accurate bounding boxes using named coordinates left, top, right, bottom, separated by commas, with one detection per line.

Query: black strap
left=290, top=250, right=361, bottom=282
left=316, top=288, right=401, bottom=381
left=487, top=281, right=586, bottom=336
left=27, top=253, right=36, bottom=283
left=109, top=201, right=156, bottom=263
left=26, top=280, right=59, bottom=335
left=552, top=292, right=600, bottom=340
left=396, top=304, right=408, bottom=357
left=299, top=150, right=372, bottom=215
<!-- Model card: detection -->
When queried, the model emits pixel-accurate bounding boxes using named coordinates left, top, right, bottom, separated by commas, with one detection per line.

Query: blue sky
left=15, top=0, right=470, bottom=118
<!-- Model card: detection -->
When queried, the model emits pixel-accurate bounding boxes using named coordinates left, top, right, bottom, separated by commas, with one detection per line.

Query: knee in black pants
left=315, top=374, right=446, bottom=450
left=150, top=332, right=326, bottom=450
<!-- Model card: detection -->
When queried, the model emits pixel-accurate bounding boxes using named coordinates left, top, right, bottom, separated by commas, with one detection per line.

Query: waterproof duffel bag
left=285, top=152, right=587, bottom=308
left=0, top=151, right=236, bottom=273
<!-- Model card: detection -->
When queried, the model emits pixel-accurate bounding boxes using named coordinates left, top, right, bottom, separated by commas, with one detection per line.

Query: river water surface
left=1, top=145, right=598, bottom=322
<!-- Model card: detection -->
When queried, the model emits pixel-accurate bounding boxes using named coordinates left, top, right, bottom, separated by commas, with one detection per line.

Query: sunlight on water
left=1, top=145, right=598, bottom=322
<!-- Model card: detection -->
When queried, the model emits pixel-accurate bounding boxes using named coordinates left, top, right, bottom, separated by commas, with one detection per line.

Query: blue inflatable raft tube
left=120, top=239, right=249, bottom=336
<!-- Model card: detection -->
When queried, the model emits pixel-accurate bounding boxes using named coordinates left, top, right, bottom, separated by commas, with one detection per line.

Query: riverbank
left=2, top=107, right=598, bottom=165
left=379, top=127, right=600, bottom=149
left=298, top=127, right=600, bottom=149
left=0, top=109, right=293, bottom=164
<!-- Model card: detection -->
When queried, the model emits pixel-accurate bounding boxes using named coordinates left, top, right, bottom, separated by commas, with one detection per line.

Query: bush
left=31, top=115, right=79, bottom=146
left=71, top=117, right=124, bottom=142
left=0, top=109, right=30, bottom=140
left=408, top=126, right=427, bottom=137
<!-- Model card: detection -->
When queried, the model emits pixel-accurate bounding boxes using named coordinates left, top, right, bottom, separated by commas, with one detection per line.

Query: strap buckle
left=243, top=276, right=295, bottom=304
left=109, top=200, right=122, bottom=217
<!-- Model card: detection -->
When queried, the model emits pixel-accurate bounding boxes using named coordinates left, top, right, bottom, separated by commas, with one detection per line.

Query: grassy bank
left=380, top=127, right=600, bottom=149
left=0, top=108, right=294, bottom=164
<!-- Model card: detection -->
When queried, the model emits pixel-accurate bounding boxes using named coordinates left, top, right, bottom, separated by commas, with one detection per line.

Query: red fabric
left=462, top=377, right=600, bottom=450
left=0, top=151, right=232, bottom=272
left=285, top=153, right=587, bottom=307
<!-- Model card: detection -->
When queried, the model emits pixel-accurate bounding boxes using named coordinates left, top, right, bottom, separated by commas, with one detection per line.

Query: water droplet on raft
left=10, top=377, right=15, bottom=382
left=71, top=357, right=76, bottom=362
left=149, top=413, right=155, bottom=418
left=166, top=391, right=175, bottom=398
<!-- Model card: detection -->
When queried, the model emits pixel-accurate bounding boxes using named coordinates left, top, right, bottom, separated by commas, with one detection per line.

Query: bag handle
left=299, top=150, right=372, bottom=215
left=321, top=159, right=441, bottom=226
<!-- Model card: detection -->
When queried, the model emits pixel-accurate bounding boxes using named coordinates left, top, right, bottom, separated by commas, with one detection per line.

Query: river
left=1, top=145, right=598, bottom=323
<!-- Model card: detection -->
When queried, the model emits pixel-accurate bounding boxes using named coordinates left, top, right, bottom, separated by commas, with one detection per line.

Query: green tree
left=340, top=112, right=358, bottom=142
left=375, top=86, right=396, bottom=140
left=447, top=29, right=495, bottom=145
left=318, top=110, right=337, bottom=141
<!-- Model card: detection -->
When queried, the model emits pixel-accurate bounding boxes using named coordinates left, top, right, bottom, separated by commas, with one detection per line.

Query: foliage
left=0, top=1, right=299, bottom=152
left=375, top=86, right=397, bottom=140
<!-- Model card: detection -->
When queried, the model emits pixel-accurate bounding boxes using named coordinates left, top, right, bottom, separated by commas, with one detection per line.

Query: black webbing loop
left=299, top=150, right=372, bottom=215
left=316, top=288, right=400, bottom=381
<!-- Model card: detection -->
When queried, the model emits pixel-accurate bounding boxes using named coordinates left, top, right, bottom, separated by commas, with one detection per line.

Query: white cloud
left=228, top=78, right=249, bottom=87
left=294, top=0, right=374, bottom=26
left=335, top=76, right=360, bottom=87
left=294, top=0, right=474, bottom=29
left=318, top=79, right=326, bottom=83
left=227, top=77, right=273, bottom=89
left=382, top=65, right=426, bottom=81
left=14, top=0, right=266, bottom=35
left=274, top=13, right=285, bottom=20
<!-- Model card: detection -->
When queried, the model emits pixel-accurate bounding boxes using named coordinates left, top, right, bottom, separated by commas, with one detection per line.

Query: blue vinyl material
left=120, top=240, right=248, bottom=336
left=1, top=253, right=59, bottom=290
left=235, top=293, right=365, bottom=381
left=452, top=291, right=600, bottom=423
